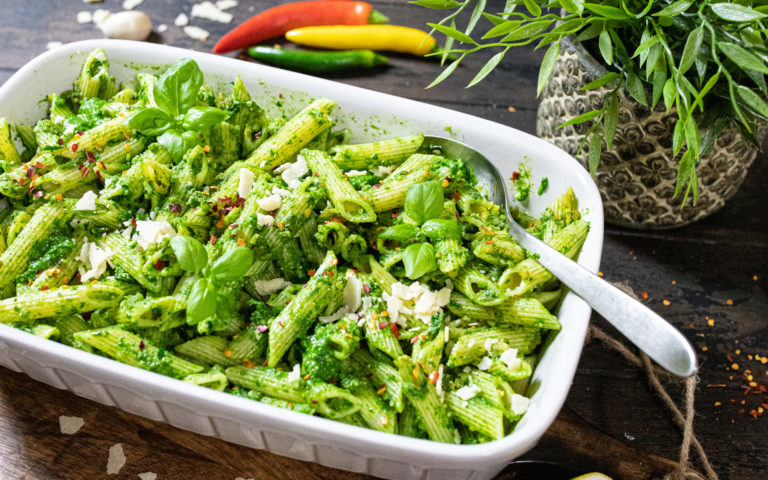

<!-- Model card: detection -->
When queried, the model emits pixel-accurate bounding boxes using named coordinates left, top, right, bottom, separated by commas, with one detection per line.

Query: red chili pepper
left=213, top=1, right=388, bottom=54
left=390, top=322, right=399, bottom=338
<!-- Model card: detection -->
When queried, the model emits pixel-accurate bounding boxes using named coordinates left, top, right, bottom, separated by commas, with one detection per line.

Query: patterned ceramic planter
left=536, top=37, right=760, bottom=229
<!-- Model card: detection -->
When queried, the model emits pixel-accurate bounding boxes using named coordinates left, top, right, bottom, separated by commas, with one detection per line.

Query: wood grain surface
left=0, top=1, right=766, bottom=479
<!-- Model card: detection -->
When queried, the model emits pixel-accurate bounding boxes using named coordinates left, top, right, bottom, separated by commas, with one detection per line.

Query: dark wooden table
left=0, top=2, right=765, bottom=479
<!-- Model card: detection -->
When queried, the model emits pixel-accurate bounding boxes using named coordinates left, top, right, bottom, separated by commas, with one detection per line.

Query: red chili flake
left=279, top=320, right=284, bottom=327
left=210, top=235, right=218, bottom=245
left=77, top=163, right=85, bottom=171
left=131, top=216, right=137, bottom=227
left=76, top=131, right=84, bottom=136
left=153, top=259, right=165, bottom=270
left=35, top=162, right=45, bottom=169
left=392, top=213, right=398, bottom=218
left=81, top=166, right=91, bottom=178
left=25, top=167, right=35, bottom=178
left=57, top=138, right=64, bottom=146
left=453, top=191, right=460, bottom=200
left=71, top=143, right=79, bottom=153
left=255, top=325, right=269, bottom=333
left=390, top=323, right=399, bottom=338
left=642, top=292, right=649, bottom=299
left=279, top=93, right=284, bottom=98
left=85, top=151, right=96, bottom=163
left=229, top=223, right=239, bottom=229
left=169, top=203, right=182, bottom=213
left=326, top=270, right=334, bottom=277
left=139, top=340, right=146, bottom=351
left=373, top=183, right=381, bottom=189
left=410, top=335, right=421, bottom=344
left=96, top=170, right=103, bottom=181
left=428, top=370, right=440, bottom=384
left=378, top=321, right=388, bottom=329
left=40, top=285, right=49, bottom=291
left=331, top=217, right=345, bottom=225
left=17, top=177, right=26, bottom=186
left=363, top=284, right=371, bottom=294
left=314, top=172, right=320, bottom=177
left=512, top=171, right=520, bottom=181
left=33, top=190, right=43, bottom=198
left=727, top=354, right=734, bottom=362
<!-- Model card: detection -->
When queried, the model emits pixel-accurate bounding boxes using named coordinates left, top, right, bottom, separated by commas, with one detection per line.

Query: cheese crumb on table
left=174, top=13, right=189, bottom=26
left=122, top=0, right=144, bottom=10
left=183, top=26, right=210, bottom=41
left=106, top=443, right=126, bottom=475
left=138, top=473, right=157, bottom=480
left=216, top=0, right=238, bottom=9
left=191, top=1, right=234, bottom=23
left=59, top=415, right=85, bottom=434
left=77, top=11, right=93, bottom=23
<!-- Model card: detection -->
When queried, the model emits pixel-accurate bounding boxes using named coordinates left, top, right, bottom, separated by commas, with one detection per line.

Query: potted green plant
left=416, top=0, right=768, bottom=228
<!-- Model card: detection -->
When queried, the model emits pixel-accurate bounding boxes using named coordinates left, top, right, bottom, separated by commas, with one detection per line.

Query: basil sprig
left=382, top=180, right=461, bottom=280
left=170, top=235, right=254, bottom=326
left=127, top=58, right=229, bottom=161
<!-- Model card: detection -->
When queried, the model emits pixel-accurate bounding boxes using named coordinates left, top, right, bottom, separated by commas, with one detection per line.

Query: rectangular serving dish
left=0, top=40, right=604, bottom=480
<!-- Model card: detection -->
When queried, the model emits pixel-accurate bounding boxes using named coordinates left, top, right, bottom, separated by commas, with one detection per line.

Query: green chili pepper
left=247, top=46, right=388, bottom=74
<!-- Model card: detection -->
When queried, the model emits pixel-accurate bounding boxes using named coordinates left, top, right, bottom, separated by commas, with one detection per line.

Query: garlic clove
left=98, top=11, right=152, bottom=41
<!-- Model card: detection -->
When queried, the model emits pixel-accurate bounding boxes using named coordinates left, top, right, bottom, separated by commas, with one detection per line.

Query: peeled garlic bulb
left=98, top=11, right=152, bottom=41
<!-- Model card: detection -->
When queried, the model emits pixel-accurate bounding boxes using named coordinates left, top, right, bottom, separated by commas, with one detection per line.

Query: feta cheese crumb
left=183, top=25, right=210, bottom=41
left=191, top=1, right=233, bottom=23
left=256, top=194, right=282, bottom=211
left=174, top=13, right=189, bottom=26
left=133, top=220, right=177, bottom=249
left=75, top=190, right=98, bottom=211
left=510, top=393, right=530, bottom=416
left=454, top=384, right=481, bottom=401
left=500, top=347, right=521, bottom=371
left=343, top=273, right=362, bottom=311
left=319, top=306, right=351, bottom=324
left=272, top=186, right=291, bottom=197
left=216, top=0, right=238, bottom=9
left=385, top=281, right=452, bottom=326
left=59, top=415, right=85, bottom=434
left=256, top=213, right=274, bottom=227
left=106, top=443, right=126, bottom=475
left=80, top=243, right=114, bottom=283
left=477, top=356, right=493, bottom=371
left=444, top=326, right=450, bottom=343
left=345, top=169, right=368, bottom=177
left=287, top=364, right=301, bottom=383
left=484, top=338, right=498, bottom=354
left=252, top=278, right=291, bottom=296
left=122, top=0, right=143, bottom=10
left=47, top=41, right=64, bottom=50
left=280, top=155, right=309, bottom=188
left=138, top=474, right=157, bottom=480
left=77, top=11, right=93, bottom=23
left=157, top=24, right=168, bottom=33
left=237, top=168, right=255, bottom=199
left=371, top=165, right=394, bottom=177
left=435, top=364, right=445, bottom=401
left=92, top=9, right=111, bottom=25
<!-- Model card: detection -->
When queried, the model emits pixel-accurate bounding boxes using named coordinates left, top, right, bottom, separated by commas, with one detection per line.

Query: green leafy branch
left=414, top=0, right=768, bottom=205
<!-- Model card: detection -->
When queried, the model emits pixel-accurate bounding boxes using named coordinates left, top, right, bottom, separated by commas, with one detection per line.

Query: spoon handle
left=508, top=222, right=698, bottom=377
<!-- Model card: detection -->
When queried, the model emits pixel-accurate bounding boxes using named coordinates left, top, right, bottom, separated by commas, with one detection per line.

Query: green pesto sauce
left=512, top=161, right=532, bottom=201
left=17, top=233, right=74, bottom=284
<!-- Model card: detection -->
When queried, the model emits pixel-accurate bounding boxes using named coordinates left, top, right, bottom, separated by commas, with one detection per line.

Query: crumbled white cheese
left=46, top=41, right=64, bottom=50
left=287, top=364, right=301, bottom=383
left=191, top=1, right=233, bottom=23
left=80, top=243, right=114, bottom=283
left=133, top=220, right=177, bottom=250
left=216, top=0, right=238, bottom=9
left=444, top=326, right=450, bottom=343
left=500, top=347, right=521, bottom=371
left=256, top=213, right=274, bottom=227
left=371, top=165, right=394, bottom=177
left=138, top=473, right=157, bottom=480
left=157, top=24, right=168, bottom=33
left=237, top=168, right=255, bottom=199
left=272, top=186, right=291, bottom=197
left=510, top=393, right=530, bottom=416
left=256, top=194, right=282, bottom=211
left=122, top=0, right=143, bottom=10
left=59, top=415, right=85, bottom=434
left=435, top=364, right=445, bottom=401
left=345, top=169, right=368, bottom=177
left=477, top=356, right=493, bottom=371
left=454, top=384, right=481, bottom=401
left=280, top=155, right=309, bottom=189
left=106, top=443, right=126, bottom=475
left=77, top=11, right=92, bottom=23
left=252, top=278, right=291, bottom=296
left=385, top=281, right=452, bottom=325
left=343, top=274, right=362, bottom=312
left=93, top=9, right=111, bottom=24
left=174, top=13, right=189, bottom=26
left=183, top=25, right=210, bottom=41
left=319, top=306, right=351, bottom=324
left=75, top=190, right=98, bottom=211
left=484, top=338, right=498, bottom=354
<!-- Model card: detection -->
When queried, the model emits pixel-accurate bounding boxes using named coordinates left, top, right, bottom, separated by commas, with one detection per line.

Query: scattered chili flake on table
left=726, top=299, right=734, bottom=305
left=662, top=299, right=671, bottom=306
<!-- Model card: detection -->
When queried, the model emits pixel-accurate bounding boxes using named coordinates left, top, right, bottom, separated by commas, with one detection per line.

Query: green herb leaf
left=379, top=224, right=420, bottom=243
left=170, top=235, right=208, bottom=275
left=522, top=0, right=541, bottom=17
left=679, top=27, right=703, bottom=75
left=736, top=85, right=768, bottom=118
left=710, top=3, right=767, bottom=22
left=604, top=95, right=619, bottom=148
left=158, top=129, right=197, bottom=162
left=583, top=4, right=630, bottom=20
left=718, top=42, right=768, bottom=75
left=427, top=23, right=478, bottom=45
left=482, top=20, right=521, bottom=39
left=409, top=0, right=461, bottom=10
left=632, top=35, right=659, bottom=58
left=126, top=107, right=174, bottom=136
left=587, top=132, right=602, bottom=175
left=583, top=72, right=620, bottom=90
left=672, top=117, right=685, bottom=155
left=500, top=20, right=553, bottom=42
left=557, top=109, right=601, bottom=129
left=421, top=219, right=461, bottom=240
left=405, top=180, right=444, bottom=225
left=598, top=30, right=613, bottom=65
left=209, top=246, right=254, bottom=283
left=182, top=106, right=230, bottom=131
left=653, top=0, right=694, bottom=17
left=466, top=0, right=486, bottom=36
left=402, top=242, right=438, bottom=279
left=651, top=70, right=666, bottom=109
left=187, top=278, right=217, bottom=325
left=663, top=78, right=676, bottom=112
left=625, top=71, right=647, bottom=105
left=427, top=57, right=462, bottom=89
left=467, top=50, right=506, bottom=88
left=560, top=0, right=584, bottom=15
left=537, top=42, right=559, bottom=96
left=153, top=58, right=204, bottom=118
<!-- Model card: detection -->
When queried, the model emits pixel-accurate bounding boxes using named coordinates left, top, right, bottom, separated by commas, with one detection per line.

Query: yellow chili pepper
left=285, top=25, right=437, bottom=56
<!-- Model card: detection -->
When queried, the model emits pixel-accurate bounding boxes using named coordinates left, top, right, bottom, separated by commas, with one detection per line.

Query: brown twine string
left=585, top=324, right=718, bottom=480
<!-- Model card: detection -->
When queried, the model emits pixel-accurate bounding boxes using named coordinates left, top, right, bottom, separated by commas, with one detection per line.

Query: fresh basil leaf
left=170, top=235, right=208, bottom=275
left=216, top=292, right=236, bottom=322
left=187, top=278, right=217, bottom=325
left=405, top=180, right=445, bottom=225
left=126, top=107, right=174, bottom=136
left=421, top=219, right=461, bottom=240
left=153, top=58, right=204, bottom=118
left=182, top=106, right=230, bottom=131
left=402, top=242, right=438, bottom=280
left=157, top=130, right=189, bottom=163
left=380, top=224, right=420, bottom=242
left=210, top=246, right=254, bottom=283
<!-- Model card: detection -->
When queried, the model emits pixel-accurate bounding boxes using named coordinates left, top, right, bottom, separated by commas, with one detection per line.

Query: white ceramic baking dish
left=0, top=40, right=604, bottom=480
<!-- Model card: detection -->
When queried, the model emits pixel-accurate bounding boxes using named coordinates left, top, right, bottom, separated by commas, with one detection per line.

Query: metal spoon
left=424, top=135, right=697, bottom=377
